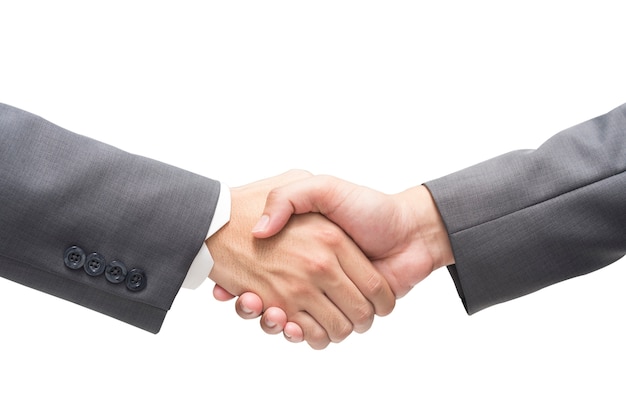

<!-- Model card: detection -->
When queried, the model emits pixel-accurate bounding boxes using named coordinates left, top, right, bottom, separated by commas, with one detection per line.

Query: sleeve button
left=105, top=260, right=128, bottom=284
left=64, top=246, right=86, bottom=270
left=84, top=252, right=106, bottom=276
left=126, top=268, right=147, bottom=292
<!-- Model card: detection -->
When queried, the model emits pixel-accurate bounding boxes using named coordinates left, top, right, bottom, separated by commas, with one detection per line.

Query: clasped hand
left=206, top=171, right=453, bottom=349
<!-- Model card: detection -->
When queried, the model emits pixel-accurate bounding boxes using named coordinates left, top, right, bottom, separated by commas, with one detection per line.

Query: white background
left=1, top=1, right=625, bottom=417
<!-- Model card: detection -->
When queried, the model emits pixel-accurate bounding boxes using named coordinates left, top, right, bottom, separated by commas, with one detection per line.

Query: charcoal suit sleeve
left=0, top=103, right=221, bottom=333
left=425, top=103, right=626, bottom=314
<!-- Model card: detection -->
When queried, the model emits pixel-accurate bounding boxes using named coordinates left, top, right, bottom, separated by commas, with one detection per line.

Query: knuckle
left=317, top=227, right=343, bottom=246
left=353, top=303, right=375, bottom=330
left=306, top=328, right=330, bottom=350
left=366, top=273, right=396, bottom=316
left=331, top=320, right=353, bottom=343
left=306, top=254, right=334, bottom=275
left=367, top=273, right=386, bottom=295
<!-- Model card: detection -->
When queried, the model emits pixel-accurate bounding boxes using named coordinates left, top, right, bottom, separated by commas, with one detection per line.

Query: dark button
left=84, top=252, right=106, bottom=276
left=64, top=246, right=86, bottom=270
left=126, top=268, right=147, bottom=292
left=105, top=260, right=128, bottom=284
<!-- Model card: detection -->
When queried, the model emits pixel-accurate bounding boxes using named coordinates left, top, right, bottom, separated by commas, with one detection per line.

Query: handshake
left=206, top=170, right=455, bottom=349
left=2, top=103, right=620, bottom=344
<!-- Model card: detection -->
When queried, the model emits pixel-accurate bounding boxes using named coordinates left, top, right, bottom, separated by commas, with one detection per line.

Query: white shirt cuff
left=181, top=182, right=231, bottom=289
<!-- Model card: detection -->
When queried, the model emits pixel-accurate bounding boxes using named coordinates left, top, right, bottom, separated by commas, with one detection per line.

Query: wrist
left=398, top=185, right=454, bottom=270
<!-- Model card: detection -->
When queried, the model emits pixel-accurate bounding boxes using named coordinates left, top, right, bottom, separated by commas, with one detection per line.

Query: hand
left=254, top=176, right=454, bottom=295
left=206, top=171, right=395, bottom=349
left=214, top=175, right=454, bottom=341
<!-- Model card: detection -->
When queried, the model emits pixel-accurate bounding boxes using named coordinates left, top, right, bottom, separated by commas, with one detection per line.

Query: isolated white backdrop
left=1, top=1, right=625, bottom=417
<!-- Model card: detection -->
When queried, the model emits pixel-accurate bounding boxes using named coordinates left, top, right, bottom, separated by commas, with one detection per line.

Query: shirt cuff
left=181, top=182, right=231, bottom=289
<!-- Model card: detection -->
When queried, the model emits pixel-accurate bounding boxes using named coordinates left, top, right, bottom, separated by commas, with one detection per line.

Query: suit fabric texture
left=426, top=103, right=626, bottom=314
left=0, top=103, right=220, bottom=333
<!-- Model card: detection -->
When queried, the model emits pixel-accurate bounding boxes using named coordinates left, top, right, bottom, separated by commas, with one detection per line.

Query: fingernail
left=241, top=305, right=253, bottom=315
left=284, top=330, right=292, bottom=339
left=265, top=318, right=276, bottom=328
left=251, top=214, right=269, bottom=233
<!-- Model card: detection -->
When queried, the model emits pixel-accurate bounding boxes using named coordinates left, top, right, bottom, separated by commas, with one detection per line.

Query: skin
left=213, top=175, right=454, bottom=345
left=206, top=171, right=396, bottom=349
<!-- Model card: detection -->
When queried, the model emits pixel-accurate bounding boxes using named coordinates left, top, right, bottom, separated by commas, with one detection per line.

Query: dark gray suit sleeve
left=0, top=103, right=221, bottom=333
left=425, top=103, right=626, bottom=314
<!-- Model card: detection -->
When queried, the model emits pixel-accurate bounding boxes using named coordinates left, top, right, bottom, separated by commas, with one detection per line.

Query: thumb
left=251, top=176, right=337, bottom=238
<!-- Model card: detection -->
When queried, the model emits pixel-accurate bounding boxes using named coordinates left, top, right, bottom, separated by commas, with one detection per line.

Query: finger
left=319, top=276, right=375, bottom=334
left=310, top=228, right=395, bottom=333
left=251, top=176, right=339, bottom=238
left=298, top=289, right=354, bottom=344
left=283, top=322, right=304, bottom=343
left=259, top=307, right=287, bottom=335
left=212, top=284, right=236, bottom=301
left=289, top=311, right=331, bottom=350
left=335, top=238, right=396, bottom=318
left=235, top=292, right=264, bottom=319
